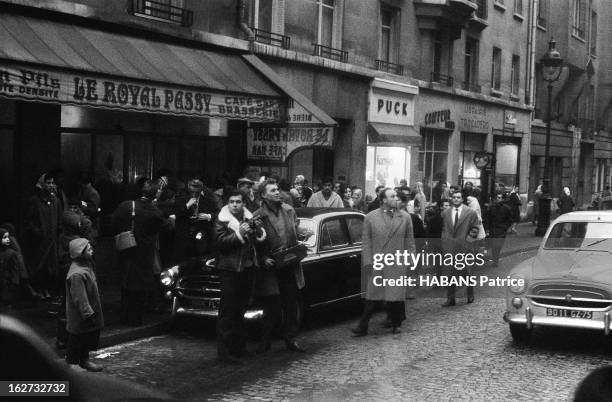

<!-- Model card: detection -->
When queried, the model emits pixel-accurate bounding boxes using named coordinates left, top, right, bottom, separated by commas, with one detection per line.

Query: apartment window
left=513, top=0, right=523, bottom=15
left=590, top=11, right=597, bottom=55
left=250, top=0, right=273, bottom=31
left=380, top=7, right=393, bottom=62
left=537, top=0, right=547, bottom=28
left=316, top=0, right=334, bottom=47
left=511, top=55, right=520, bottom=95
left=572, top=0, right=586, bottom=39
left=474, top=0, right=487, bottom=19
left=464, top=38, right=479, bottom=90
left=433, top=31, right=442, bottom=79
left=491, top=47, right=502, bottom=90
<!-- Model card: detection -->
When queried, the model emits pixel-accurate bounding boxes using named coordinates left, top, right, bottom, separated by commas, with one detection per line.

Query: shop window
left=61, top=133, right=92, bottom=176
left=460, top=133, right=486, bottom=187
left=127, top=135, right=153, bottom=183
left=494, top=142, right=519, bottom=189
left=365, top=146, right=411, bottom=199
left=419, top=129, right=449, bottom=201
left=319, top=218, right=349, bottom=251
left=491, top=47, right=502, bottom=91
left=95, top=135, right=124, bottom=185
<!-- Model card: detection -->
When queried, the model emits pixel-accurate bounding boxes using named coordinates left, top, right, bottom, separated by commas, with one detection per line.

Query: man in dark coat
left=23, top=173, right=62, bottom=299
left=253, top=180, right=306, bottom=354
left=367, top=185, right=386, bottom=212
left=112, top=180, right=170, bottom=326
left=173, top=179, right=218, bottom=262
left=214, top=189, right=266, bottom=364
left=441, top=191, right=480, bottom=306
left=486, top=192, right=513, bottom=267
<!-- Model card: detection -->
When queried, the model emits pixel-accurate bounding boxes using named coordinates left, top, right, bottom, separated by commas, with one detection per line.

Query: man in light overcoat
left=441, top=190, right=480, bottom=307
left=352, top=188, right=415, bottom=336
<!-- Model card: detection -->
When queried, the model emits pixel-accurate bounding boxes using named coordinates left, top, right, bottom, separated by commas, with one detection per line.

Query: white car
left=504, top=211, right=612, bottom=342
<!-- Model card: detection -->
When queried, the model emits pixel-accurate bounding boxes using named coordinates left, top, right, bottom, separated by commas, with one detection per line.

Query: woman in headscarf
left=557, top=186, right=575, bottom=215
left=413, top=182, right=427, bottom=222
left=466, top=188, right=486, bottom=240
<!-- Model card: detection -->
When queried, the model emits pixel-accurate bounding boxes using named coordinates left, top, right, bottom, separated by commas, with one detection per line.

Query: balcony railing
left=462, top=81, right=482, bottom=93
left=578, top=118, right=595, bottom=140
left=430, top=72, right=454, bottom=86
left=129, top=0, right=193, bottom=27
left=251, top=28, right=291, bottom=49
left=312, top=44, right=348, bottom=63
left=375, top=60, right=404, bottom=75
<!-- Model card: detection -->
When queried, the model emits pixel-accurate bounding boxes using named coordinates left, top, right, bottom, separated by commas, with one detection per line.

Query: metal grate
left=313, top=43, right=348, bottom=63
left=129, top=0, right=193, bottom=27
left=375, top=60, right=404, bottom=75
left=252, top=28, right=291, bottom=49
left=431, top=72, right=454, bottom=86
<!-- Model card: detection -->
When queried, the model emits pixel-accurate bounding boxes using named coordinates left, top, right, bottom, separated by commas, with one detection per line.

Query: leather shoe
left=351, top=327, right=368, bottom=337
left=441, top=299, right=456, bottom=307
left=80, top=360, right=103, bottom=372
left=467, top=296, right=475, bottom=304
left=255, top=341, right=271, bottom=354
left=285, top=340, right=306, bottom=353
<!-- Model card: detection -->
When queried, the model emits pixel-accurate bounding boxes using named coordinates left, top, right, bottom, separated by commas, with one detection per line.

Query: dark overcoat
left=23, top=191, right=62, bottom=278
left=441, top=206, right=480, bottom=253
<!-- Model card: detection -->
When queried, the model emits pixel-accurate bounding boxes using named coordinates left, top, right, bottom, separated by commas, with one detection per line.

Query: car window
left=320, top=218, right=349, bottom=250
left=346, top=216, right=363, bottom=244
left=544, top=222, right=612, bottom=249
left=297, top=219, right=316, bottom=248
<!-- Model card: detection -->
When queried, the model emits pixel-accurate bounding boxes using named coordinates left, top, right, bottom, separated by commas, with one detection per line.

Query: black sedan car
left=160, top=208, right=365, bottom=321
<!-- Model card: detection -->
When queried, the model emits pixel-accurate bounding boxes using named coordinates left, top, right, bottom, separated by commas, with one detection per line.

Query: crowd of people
left=0, top=165, right=563, bottom=369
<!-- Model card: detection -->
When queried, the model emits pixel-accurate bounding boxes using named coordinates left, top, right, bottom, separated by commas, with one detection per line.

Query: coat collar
left=218, top=205, right=254, bottom=244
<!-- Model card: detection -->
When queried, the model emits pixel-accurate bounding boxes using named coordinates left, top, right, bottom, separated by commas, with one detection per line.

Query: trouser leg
left=217, top=270, right=252, bottom=356
left=385, top=301, right=405, bottom=327
left=277, top=268, right=301, bottom=342
left=259, top=296, right=280, bottom=345
left=357, top=300, right=377, bottom=331
left=65, top=333, right=81, bottom=364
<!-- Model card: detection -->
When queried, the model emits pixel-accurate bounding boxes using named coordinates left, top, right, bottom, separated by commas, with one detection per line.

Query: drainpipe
left=237, top=0, right=255, bottom=43
left=528, top=0, right=538, bottom=112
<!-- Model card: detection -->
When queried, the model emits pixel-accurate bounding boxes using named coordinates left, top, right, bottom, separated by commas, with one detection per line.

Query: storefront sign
left=458, top=103, right=489, bottom=133
left=0, top=64, right=282, bottom=122
left=247, top=126, right=333, bottom=162
left=424, top=109, right=451, bottom=126
left=368, top=87, right=416, bottom=126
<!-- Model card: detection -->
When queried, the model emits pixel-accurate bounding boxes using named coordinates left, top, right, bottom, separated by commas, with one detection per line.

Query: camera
left=247, top=217, right=262, bottom=231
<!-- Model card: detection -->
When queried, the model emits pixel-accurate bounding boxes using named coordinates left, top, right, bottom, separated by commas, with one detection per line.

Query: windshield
left=544, top=222, right=612, bottom=250
left=297, top=219, right=317, bottom=248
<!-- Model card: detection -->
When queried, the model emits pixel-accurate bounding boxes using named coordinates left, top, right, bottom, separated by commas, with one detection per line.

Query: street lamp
left=536, top=39, right=564, bottom=236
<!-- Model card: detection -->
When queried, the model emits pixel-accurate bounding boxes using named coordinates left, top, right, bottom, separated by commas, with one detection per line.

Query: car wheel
left=509, top=323, right=531, bottom=343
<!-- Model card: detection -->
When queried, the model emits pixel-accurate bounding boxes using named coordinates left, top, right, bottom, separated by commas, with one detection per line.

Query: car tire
left=509, top=323, right=531, bottom=343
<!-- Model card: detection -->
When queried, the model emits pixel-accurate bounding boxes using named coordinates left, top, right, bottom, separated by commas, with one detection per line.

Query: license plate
left=191, top=299, right=219, bottom=310
left=546, top=308, right=593, bottom=319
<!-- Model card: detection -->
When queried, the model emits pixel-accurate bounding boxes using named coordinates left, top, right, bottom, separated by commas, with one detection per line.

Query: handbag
left=114, top=201, right=137, bottom=251
left=270, top=242, right=308, bottom=269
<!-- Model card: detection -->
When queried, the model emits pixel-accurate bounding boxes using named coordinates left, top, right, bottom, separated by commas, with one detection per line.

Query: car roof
left=553, top=211, right=612, bottom=222
left=295, top=207, right=364, bottom=219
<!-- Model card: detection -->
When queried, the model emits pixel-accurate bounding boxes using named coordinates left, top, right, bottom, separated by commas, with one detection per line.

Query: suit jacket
left=441, top=206, right=479, bottom=253
left=362, top=208, right=415, bottom=301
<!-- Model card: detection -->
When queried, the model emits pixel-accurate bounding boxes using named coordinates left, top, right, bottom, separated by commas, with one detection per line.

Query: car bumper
left=504, top=304, right=612, bottom=335
left=171, top=297, right=264, bottom=321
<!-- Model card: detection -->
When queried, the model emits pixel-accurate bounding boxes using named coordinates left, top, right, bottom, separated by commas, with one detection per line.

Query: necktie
left=454, top=208, right=459, bottom=231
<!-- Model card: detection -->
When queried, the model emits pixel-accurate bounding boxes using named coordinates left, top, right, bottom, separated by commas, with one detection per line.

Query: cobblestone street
left=90, top=250, right=612, bottom=401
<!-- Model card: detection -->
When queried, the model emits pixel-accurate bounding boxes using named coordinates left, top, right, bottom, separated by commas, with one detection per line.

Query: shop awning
left=243, top=54, right=337, bottom=127
left=0, top=13, right=283, bottom=121
left=367, top=122, right=421, bottom=146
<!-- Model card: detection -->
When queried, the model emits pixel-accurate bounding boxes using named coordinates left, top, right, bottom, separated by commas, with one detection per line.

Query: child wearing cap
left=65, top=238, right=104, bottom=372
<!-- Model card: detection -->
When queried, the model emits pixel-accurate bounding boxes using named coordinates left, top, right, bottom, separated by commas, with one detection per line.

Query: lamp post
left=535, top=39, right=564, bottom=236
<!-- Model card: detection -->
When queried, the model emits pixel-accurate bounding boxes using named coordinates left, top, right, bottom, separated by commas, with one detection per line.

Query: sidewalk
left=1, top=237, right=172, bottom=353
left=498, top=221, right=542, bottom=257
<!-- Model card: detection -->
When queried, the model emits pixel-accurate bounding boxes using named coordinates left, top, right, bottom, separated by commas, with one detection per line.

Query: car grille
left=177, top=274, right=220, bottom=299
left=530, top=298, right=612, bottom=309
left=531, top=284, right=610, bottom=299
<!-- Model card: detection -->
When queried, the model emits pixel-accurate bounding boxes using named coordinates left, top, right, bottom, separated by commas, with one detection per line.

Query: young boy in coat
left=65, top=238, right=104, bottom=372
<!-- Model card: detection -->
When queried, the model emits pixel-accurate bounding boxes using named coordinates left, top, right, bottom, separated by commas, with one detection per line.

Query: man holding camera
left=214, top=188, right=266, bottom=364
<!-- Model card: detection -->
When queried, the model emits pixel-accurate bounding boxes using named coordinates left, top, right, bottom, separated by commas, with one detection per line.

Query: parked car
left=160, top=208, right=365, bottom=322
left=504, top=211, right=612, bottom=342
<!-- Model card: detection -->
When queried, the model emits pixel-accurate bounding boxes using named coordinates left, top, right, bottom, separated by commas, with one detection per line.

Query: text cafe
left=365, top=78, right=420, bottom=197
left=414, top=90, right=531, bottom=200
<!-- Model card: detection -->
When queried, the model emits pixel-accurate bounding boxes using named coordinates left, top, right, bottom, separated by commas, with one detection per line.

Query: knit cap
left=69, top=238, right=90, bottom=259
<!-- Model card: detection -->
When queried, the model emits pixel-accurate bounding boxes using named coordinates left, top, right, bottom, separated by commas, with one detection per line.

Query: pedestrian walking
left=65, top=238, right=103, bottom=372
left=441, top=191, right=480, bottom=307
left=351, top=186, right=366, bottom=212
left=79, top=173, right=101, bottom=240
left=425, top=199, right=450, bottom=280
left=307, top=176, right=344, bottom=208
left=253, top=180, right=307, bottom=354
left=351, top=188, right=415, bottom=336
left=532, top=185, right=542, bottom=226
left=23, top=173, right=62, bottom=300
left=466, top=189, right=486, bottom=241
left=215, top=189, right=266, bottom=364
left=486, top=192, right=513, bottom=267
left=557, top=187, right=575, bottom=215
left=0, top=223, right=36, bottom=300
left=413, top=182, right=427, bottom=222
left=0, top=228, right=25, bottom=306
left=112, top=180, right=170, bottom=326
left=508, top=186, right=521, bottom=234
left=367, top=185, right=385, bottom=212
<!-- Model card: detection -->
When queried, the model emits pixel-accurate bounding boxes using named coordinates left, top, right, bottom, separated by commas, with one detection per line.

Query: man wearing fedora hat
left=173, top=179, right=219, bottom=262
left=237, top=177, right=259, bottom=213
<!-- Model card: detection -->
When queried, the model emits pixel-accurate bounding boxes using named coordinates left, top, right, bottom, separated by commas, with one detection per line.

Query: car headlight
left=509, top=274, right=527, bottom=294
left=160, top=266, right=179, bottom=287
